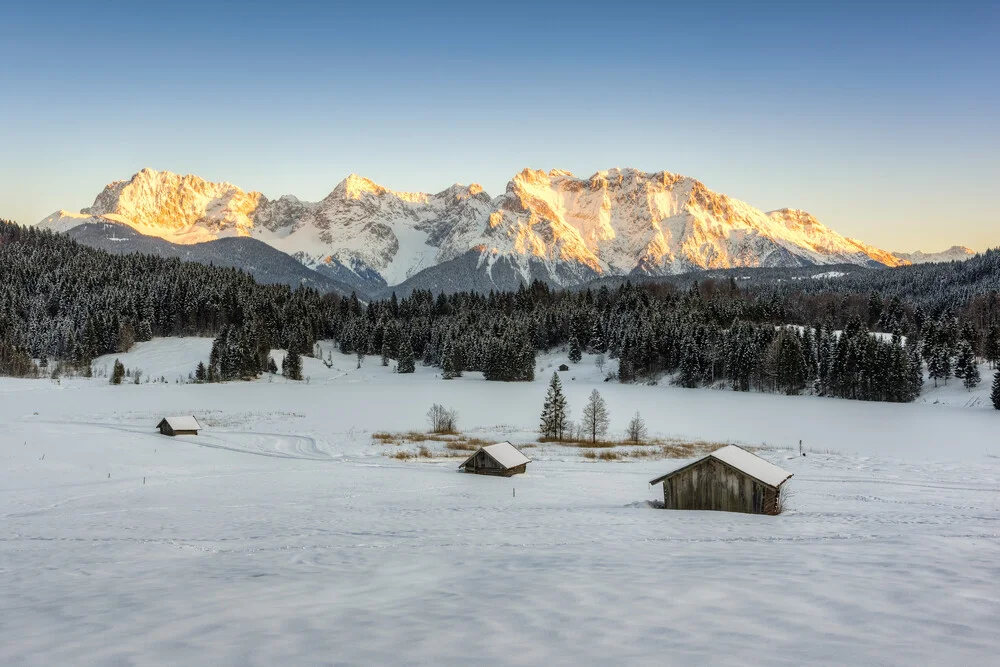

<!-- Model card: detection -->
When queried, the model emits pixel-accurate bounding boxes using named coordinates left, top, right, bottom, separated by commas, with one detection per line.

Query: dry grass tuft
left=372, top=430, right=502, bottom=450
left=444, top=441, right=479, bottom=452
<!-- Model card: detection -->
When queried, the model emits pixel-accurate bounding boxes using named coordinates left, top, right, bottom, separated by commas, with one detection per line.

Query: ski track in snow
left=1, top=338, right=999, bottom=666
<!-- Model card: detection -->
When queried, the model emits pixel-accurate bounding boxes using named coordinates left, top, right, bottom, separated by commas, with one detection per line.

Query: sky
left=1, top=0, right=997, bottom=252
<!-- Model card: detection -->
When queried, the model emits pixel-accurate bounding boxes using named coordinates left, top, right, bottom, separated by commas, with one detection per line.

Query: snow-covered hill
left=892, top=246, right=976, bottom=264
left=39, top=167, right=909, bottom=292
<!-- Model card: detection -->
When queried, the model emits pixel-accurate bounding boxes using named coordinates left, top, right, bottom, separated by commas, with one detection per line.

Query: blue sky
left=1, top=1, right=997, bottom=251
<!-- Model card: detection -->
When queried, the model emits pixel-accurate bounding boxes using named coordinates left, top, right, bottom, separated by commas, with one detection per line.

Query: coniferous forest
left=3, top=220, right=1000, bottom=406
left=0, top=222, right=334, bottom=378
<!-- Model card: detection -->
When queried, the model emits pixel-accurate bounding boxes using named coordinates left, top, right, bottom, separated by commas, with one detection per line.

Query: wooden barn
left=458, top=442, right=531, bottom=477
left=156, top=416, right=201, bottom=437
left=649, top=445, right=792, bottom=515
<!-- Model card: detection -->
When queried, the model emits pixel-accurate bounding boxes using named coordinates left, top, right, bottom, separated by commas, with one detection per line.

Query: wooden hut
left=649, top=445, right=792, bottom=515
left=458, top=441, right=531, bottom=477
left=156, top=416, right=201, bottom=437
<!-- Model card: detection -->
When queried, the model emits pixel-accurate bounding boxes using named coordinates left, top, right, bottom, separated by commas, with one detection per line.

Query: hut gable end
left=458, top=442, right=531, bottom=477
left=156, top=415, right=201, bottom=436
left=649, top=445, right=792, bottom=515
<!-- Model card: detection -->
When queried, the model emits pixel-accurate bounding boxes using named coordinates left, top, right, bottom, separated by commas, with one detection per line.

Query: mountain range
left=38, top=167, right=967, bottom=296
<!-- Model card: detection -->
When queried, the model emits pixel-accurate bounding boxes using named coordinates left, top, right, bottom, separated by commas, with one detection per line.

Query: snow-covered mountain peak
left=71, top=168, right=263, bottom=243
left=893, top=246, right=976, bottom=264
left=38, top=166, right=918, bottom=291
left=330, top=174, right=431, bottom=204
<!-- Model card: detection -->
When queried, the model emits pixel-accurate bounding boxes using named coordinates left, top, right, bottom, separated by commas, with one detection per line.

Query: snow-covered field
left=2, top=339, right=998, bottom=665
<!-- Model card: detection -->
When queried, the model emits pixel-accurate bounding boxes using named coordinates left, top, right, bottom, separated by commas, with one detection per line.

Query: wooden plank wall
left=662, top=458, right=779, bottom=515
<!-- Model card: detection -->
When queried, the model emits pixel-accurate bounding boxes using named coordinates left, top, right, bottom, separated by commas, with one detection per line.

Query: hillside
left=65, top=222, right=357, bottom=295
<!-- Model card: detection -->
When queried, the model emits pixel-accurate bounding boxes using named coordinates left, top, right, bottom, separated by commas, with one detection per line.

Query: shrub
left=427, top=403, right=458, bottom=433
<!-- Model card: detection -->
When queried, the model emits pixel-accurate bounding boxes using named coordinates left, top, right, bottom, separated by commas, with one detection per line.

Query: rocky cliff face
left=39, top=166, right=910, bottom=291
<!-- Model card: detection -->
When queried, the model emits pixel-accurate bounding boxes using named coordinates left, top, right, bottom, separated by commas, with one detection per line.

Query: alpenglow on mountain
left=39, top=167, right=908, bottom=293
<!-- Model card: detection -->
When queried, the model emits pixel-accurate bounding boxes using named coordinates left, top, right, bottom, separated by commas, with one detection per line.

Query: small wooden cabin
left=458, top=442, right=531, bottom=477
left=649, top=445, right=792, bottom=515
left=156, top=416, right=201, bottom=437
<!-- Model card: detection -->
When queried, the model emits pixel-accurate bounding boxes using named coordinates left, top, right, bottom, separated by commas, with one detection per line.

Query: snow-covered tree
left=568, top=335, right=582, bottom=364
left=397, top=336, right=415, bottom=374
left=282, top=349, right=303, bottom=381
left=955, top=340, right=980, bottom=390
left=540, top=373, right=569, bottom=440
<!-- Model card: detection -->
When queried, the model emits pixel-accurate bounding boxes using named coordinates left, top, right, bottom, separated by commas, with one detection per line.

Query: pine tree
left=771, top=329, right=807, bottom=395
left=956, top=341, right=980, bottom=390
left=194, top=361, right=207, bottom=382
left=568, top=335, right=582, bottom=364
left=539, top=373, right=569, bottom=440
left=441, top=340, right=457, bottom=380
left=992, top=372, right=1000, bottom=410
left=589, top=320, right=605, bottom=354
left=397, top=336, right=415, bottom=374
left=581, top=389, right=610, bottom=443
left=626, top=410, right=647, bottom=444
left=678, top=335, right=700, bottom=388
left=986, top=325, right=1000, bottom=369
left=282, top=349, right=303, bottom=381
left=110, top=359, right=125, bottom=385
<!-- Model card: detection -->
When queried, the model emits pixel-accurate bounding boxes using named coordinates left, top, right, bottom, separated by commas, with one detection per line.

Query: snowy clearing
left=2, top=338, right=998, bottom=665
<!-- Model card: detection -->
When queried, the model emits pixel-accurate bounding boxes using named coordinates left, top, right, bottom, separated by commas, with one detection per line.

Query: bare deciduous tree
left=427, top=403, right=458, bottom=433
left=581, top=389, right=610, bottom=443
left=626, top=410, right=647, bottom=444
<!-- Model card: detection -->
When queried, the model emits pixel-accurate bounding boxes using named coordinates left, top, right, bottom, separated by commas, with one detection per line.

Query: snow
left=657, top=444, right=793, bottom=488
left=158, top=415, right=201, bottom=432
left=36, top=210, right=104, bottom=233
left=2, top=338, right=999, bottom=665
left=894, top=246, right=977, bottom=264
left=37, top=167, right=906, bottom=289
left=462, top=441, right=531, bottom=470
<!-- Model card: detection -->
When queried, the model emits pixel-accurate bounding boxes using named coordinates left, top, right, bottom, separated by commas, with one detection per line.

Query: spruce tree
left=956, top=341, right=980, bottom=390
left=397, top=337, right=415, bottom=374
left=195, top=361, right=207, bottom=382
left=441, top=340, right=457, bottom=380
left=568, top=335, right=582, bottom=364
left=540, top=373, right=569, bottom=440
left=282, top=349, right=303, bottom=381
left=110, top=359, right=125, bottom=385
left=992, top=372, right=1000, bottom=410
left=678, top=336, right=700, bottom=388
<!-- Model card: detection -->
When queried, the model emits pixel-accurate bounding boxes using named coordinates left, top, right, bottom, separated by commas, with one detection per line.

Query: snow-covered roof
left=158, top=415, right=201, bottom=431
left=650, top=445, right=792, bottom=489
left=459, top=441, right=531, bottom=470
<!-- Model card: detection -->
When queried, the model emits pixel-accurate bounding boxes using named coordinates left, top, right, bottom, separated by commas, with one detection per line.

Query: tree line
left=3, top=219, right=1000, bottom=407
